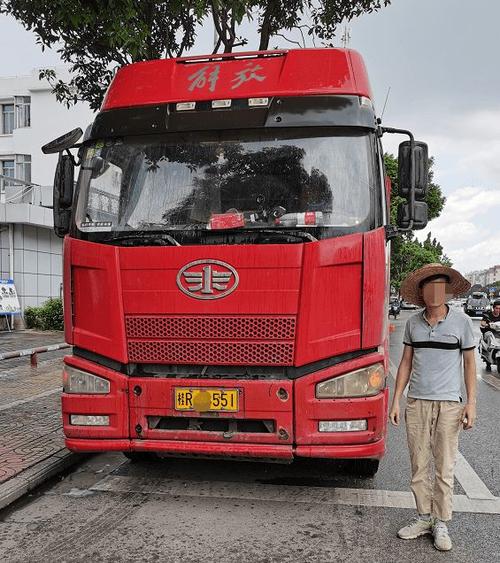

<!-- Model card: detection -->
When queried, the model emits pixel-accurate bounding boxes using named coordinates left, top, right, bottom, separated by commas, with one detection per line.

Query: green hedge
left=24, top=298, right=64, bottom=331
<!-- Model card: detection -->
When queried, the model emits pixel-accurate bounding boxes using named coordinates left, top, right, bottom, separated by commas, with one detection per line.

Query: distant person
left=389, top=264, right=476, bottom=552
left=480, top=299, right=500, bottom=343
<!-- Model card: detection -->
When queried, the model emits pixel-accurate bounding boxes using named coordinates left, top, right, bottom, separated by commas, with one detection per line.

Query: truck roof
left=101, top=48, right=372, bottom=111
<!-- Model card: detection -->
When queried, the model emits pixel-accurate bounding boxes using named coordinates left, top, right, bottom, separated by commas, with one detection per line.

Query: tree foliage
left=1, top=0, right=204, bottom=109
left=384, top=153, right=450, bottom=291
left=0, top=0, right=391, bottom=110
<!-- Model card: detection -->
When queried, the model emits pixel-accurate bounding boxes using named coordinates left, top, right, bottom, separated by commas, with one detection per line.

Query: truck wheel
left=496, top=358, right=500, bottom=374
left=485, top=362, right=491, bottom=372
left=351, top=459, right=379, bottom=478
left=123, top=452, right=158, bottom=463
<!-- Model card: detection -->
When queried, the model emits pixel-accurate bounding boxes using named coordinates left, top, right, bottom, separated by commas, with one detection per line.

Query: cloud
left=404, top=108, right=500, bottom=190
left=417, top=186, right=500, bottom=273
left=401, top=107, right=500, bottom=275
left=450, top=234, right=500, bottom=275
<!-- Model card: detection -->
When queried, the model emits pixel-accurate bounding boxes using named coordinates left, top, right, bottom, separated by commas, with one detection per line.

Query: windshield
left=74, top=129, right=376, bottom=239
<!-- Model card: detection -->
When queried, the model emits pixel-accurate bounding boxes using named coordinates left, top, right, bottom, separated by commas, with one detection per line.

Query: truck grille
left=148, top=416, right=275, bottom=433
left=126, top=316, right=296, bottom=340
left=126, top=315, right=296, bottom=365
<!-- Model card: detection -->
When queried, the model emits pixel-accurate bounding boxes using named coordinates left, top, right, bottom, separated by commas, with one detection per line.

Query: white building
left=0, top=68, right=94, bottom=314
left=465, top=266, right=500, bottom=289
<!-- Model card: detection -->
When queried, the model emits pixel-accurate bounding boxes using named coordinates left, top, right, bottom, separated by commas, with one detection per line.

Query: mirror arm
left=381, top=127, right=415, bottom=231
left=385, top=224, right=399, bottom=241
left=64, top=148, right=81, bottom=167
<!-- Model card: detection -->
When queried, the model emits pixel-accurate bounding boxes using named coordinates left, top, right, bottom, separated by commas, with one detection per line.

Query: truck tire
left=351, top=459, right=379, bottom=478
left=496, top=358, right=500, bottom=374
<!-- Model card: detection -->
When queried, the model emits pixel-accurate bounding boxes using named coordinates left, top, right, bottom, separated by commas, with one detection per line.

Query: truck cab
left=43, top=48, right=429, bottom=476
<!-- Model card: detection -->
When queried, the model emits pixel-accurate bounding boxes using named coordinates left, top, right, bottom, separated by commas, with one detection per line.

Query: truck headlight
left=63, top=365, right=110, bottom=394
left=316, top=363, right=385, bottom=399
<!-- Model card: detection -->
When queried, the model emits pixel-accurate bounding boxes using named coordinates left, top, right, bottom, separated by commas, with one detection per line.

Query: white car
left=400, top=300, right=419, bottom=310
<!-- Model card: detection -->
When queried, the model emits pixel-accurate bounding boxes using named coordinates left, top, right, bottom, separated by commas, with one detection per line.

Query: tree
left=0, top=0, right=205, bottom=110
left=384, top=153, right=449, bottom=291
left=0, top=0, right=391, bottom=110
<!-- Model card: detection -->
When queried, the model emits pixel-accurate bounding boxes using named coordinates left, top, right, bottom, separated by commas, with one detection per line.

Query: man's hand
left=389, top=402, right=400, bottom=426
left=461, top=403, right=476, bottom=430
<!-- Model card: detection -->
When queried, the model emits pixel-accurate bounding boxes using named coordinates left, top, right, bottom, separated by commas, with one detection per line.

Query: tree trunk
left=259, top=9, right=272, bottom=50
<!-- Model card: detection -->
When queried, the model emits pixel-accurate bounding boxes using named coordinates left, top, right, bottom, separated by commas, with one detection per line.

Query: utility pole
left=341, top=25, right=351, bottom=48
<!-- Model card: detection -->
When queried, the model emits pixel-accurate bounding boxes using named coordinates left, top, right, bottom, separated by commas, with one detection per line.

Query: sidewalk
left=0, top=331, right=83, bottom=511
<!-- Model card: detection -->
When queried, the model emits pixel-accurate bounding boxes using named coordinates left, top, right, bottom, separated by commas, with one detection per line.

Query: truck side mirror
left=397, top=201, right=428, bottom=230
left=398, top=141, right=429, bottom=200
left=53, top=154, right=75, bottom=238
left=42, top=127, right=83, bottom=154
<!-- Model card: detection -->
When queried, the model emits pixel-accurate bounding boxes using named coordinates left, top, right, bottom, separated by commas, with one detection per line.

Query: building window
left=1, top=160, right=15, bottom=192
left=14, top=96, right=31, bottom=128
left=16, top=155, right=31, bottom=184
left=2, top=104, right=14, bottom=134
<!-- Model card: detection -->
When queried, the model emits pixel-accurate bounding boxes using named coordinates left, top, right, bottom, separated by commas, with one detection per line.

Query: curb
left=0, top=449, right=85, bottom=512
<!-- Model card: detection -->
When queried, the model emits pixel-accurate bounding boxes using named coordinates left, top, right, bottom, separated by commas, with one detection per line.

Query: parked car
left=400, top=300, right=419, bottom=310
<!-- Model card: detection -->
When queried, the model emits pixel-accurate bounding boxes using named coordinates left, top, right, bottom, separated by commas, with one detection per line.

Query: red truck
left=43, top=48, right=429, bottom=476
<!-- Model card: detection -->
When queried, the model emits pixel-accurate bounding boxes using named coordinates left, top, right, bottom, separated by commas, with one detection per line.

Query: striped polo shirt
left=403, top=306, right=475, bottom=402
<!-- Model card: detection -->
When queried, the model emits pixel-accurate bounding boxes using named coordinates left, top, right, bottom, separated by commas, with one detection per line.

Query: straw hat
left=400, top=263, right=471, bottom=307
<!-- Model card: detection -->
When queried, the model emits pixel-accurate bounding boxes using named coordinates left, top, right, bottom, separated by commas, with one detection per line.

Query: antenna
left=341, top=25, right=351, bottom=48
left=380, top=86, right=391, bottom=121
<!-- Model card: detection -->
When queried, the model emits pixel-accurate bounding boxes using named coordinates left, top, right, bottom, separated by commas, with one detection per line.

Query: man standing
left=389, top=263, right=476, bottom=552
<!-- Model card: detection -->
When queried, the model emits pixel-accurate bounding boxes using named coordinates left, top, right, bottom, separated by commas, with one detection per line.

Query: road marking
left=0, top=388, right=60, bottom=412
left=388, top=361, right=496, bottom=501
left=90, top=474, right=500, bottom=515
left=477, top=372, right=500, bottom=391
left=454, top=453, right=496, bottom=500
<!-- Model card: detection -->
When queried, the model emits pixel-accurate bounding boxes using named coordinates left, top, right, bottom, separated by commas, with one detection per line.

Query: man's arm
left=389, top=344, right=413, bottom=426
left=462, top=349, right=476, bottom=430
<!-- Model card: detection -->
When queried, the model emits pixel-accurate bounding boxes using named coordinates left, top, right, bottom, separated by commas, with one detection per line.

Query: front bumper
left=62, top=351, right=388, bottom=461
left=65, top=437, right=385, bottom=461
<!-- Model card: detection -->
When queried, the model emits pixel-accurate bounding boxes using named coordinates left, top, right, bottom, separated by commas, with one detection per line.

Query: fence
left=0, top=343, right=70, bottom=367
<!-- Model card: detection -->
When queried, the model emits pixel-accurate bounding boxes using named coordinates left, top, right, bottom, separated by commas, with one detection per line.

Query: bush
left=23, top=306, right=41, bottom=329
left=23, top=298, right=64, bottom=331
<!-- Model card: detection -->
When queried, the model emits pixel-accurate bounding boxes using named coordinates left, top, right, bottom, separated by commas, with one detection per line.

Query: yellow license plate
left=174, top=388, right=239, bottom=412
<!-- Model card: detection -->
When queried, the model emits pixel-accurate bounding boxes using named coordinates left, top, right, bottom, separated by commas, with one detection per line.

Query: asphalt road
left=1, top=309, right=499, bottom=563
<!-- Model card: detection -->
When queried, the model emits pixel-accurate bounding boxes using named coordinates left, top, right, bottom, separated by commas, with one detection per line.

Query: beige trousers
left=405, top=398, right=463, bottom=521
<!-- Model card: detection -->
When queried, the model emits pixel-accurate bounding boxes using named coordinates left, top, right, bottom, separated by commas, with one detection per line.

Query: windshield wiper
left=104, top=232, right=181, bottom=246
left=250, top=229, right=317, bottom=242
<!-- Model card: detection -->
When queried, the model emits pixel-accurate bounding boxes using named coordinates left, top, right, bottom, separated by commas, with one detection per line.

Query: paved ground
left=0, top=314, right=499, bottom=562
left=0, top=331, right=81, bottom=510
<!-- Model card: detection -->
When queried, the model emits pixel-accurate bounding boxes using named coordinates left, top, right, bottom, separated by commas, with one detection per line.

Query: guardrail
left=0, top=343, right=70, bottom=367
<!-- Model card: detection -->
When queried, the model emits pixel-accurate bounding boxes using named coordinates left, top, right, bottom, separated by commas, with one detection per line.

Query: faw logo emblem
left=176, top=260, right=239, bottom=300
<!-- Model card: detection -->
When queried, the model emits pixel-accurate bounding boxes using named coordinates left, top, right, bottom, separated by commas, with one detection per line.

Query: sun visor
left=88, top=95, right=376, bottom=140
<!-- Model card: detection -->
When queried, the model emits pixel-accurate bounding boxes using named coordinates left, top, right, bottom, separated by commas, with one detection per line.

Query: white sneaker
left=397, top=517, right=433, bottom=539
left=433, top=521, right=452, bottom=551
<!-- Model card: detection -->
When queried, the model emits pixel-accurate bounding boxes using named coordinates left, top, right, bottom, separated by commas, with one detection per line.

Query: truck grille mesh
left=126, top=316, right=296, bottom=340
left=125, top=316, right=296, bottom=365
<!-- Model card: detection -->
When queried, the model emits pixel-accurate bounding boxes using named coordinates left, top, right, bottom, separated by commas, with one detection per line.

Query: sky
left=1, top=0, right=499, bottom=274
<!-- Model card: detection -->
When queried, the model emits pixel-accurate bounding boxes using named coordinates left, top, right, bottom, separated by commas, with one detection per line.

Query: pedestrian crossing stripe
left=90, top=474, right=500, bottom=515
